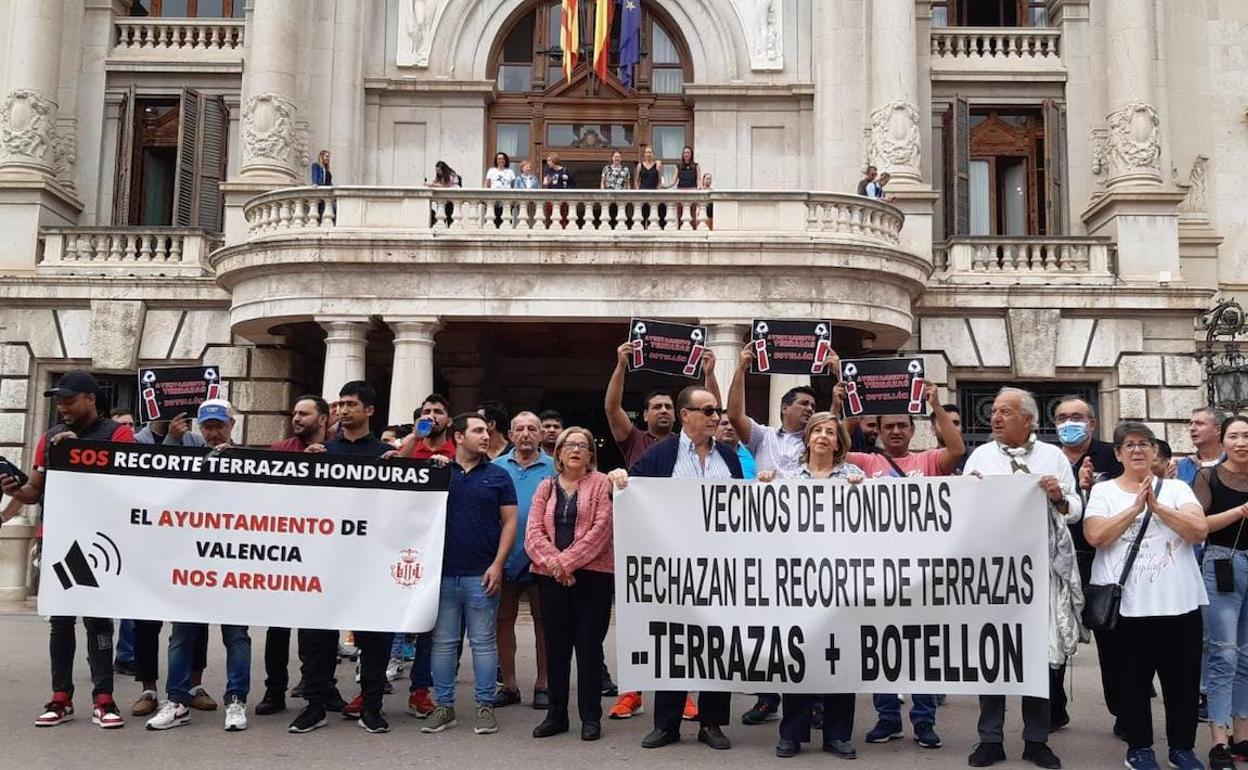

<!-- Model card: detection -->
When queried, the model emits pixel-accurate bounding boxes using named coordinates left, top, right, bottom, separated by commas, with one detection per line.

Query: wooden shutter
left=172, top=90, right=227, bottom=231
left=173, top=89, right=201, bottom=227
left=1043, top=98, right=1066, bottom=236
left=112, top=87, right=136, bottom=226
left=943, top=95, right=970, bottom=237
left=197, top=95, right=226, bottom=232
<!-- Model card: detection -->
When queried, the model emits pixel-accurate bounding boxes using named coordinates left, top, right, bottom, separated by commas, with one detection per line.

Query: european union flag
left=619, top=0, right=641, bottom=88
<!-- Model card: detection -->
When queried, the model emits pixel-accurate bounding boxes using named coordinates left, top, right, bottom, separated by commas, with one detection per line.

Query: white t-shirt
left=1085, top=478, right=1208, bottom=617
left=486, top=167, right=516, bottom=189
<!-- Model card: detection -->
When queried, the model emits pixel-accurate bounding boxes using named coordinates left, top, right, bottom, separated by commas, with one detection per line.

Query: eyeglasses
left=562, top=441, right=591, bottom=451
left=1120, top=442, right=1154, bottom=452
left=685, top=406, right=724, bottom=417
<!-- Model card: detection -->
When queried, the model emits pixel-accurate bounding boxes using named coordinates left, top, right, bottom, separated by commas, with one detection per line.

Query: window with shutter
left=112, top=88, right=136, bottom=226
left=943, top=96, right=970, bottom=237
left=171, top=89, right=227, bottom=231
left=1043, top=99, right=1066, bottom=236
left=173, top=89, right=201, bottom=228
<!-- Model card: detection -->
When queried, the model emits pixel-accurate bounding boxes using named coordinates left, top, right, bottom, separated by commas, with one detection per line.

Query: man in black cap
left=0, top=369, right=135, bottom=729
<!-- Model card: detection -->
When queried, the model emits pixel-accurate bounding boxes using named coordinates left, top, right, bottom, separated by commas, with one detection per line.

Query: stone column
left=318, top=318, right=369, bottom=402
left=328, top=0, right=367, bottom=184
left=0, top=0, right=65, bottom=178
left=1103, top=0, right=1163, bottom=189
left=811, top=0, right=868, bottom=191
left=768, top=375, right=810, bottom=428
left=239, top=0, right=304, bottom=183
left=866, top=0, right=922, bottom=187
left=385, top=317, right=440, bottom=426
left=702, top=321, right=747, bottom=404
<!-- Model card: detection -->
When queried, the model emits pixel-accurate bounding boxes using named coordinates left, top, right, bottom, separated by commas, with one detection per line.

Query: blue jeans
left=167, top=623, right=251, bottom=705
left=409, top=632, right=433, bottom=691
left=1202, top=546, right=1248, bottom=728
left=116, top=619, right=135, bottom=663
left=873, top=693, right=937, bottom=727
left=431, top=575, right=500, bottom=707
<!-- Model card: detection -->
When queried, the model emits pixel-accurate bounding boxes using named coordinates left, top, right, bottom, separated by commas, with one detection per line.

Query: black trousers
left=780, top=693, right=854, bottom=744
left=1049, top=664, right=1068, bottom=724
left=1107, top=610, right=1202, bottom=751
left=297, top=629, right=339, bottom=708
left=1093, top=627, right=1120, bottom=718
left=133, top=619, right=162, bottom=683
left=353, top=631, right=394, bottom=712
left=538, top=571, right=614, bottom=724
left=655, top=690, right=730, bottom=733
left=263, top=627, right=298, bottom=693
left=50, top=616, right=113, bottom=698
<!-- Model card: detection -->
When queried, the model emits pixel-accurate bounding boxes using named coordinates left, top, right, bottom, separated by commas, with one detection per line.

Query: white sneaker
left=224, top=698, right=248, bottom=732
left=145, top=701, right=190, bottom=731
left=385, top=658, right=402, bottom=681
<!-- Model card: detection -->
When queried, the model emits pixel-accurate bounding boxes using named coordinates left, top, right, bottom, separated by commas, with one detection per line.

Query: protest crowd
left=2, top=331, right=1245, bottom=770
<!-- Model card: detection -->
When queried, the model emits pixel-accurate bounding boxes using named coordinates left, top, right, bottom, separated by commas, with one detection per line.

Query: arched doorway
left=488, top=1, right=694, bottom=188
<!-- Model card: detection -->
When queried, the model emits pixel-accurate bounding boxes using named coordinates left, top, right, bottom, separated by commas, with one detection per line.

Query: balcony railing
left=38, top=228, right=219, bottom=277
left=930, top=27, right=1063, bottom=77
left=111, top=19, right=244, bottom=60
left=935, top=237, right=1112, bottom=281
left=242, top=187, right=904, bottom=246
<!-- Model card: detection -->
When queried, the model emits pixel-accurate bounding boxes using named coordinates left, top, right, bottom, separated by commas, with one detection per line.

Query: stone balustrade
left=242, top=187, right=904, bottom=246
left=38, top=228, right=219, bottom=277
left=112, top=18, right=244, bottom=58
left=935, top=237, right=1113, bottom=282
left=930, top=27, right=1063, bottom=78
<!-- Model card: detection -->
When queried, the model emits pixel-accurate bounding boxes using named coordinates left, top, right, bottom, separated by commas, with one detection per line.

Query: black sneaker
left=291, top=679, right=306, bottom=699
left=741, top=697, right=779, bottom=725
left=288, top=704, right=327, bottom=734
left=600, top=669, right=618, bottom=698
left=324, top=688, right=347, bottom=713
left=1021, top=741, right=1061, bottom=769
left=255, top=690, right=285, bottom=716
left=358, top=709, right=390, bottom=734
left=968, top=742, right=1007, bottom=767
left=1200, top=692, right=1210, bottom=723
left=1210, top=743, right=1235, bottom=770
left=492, top=686, right=521, bottom=707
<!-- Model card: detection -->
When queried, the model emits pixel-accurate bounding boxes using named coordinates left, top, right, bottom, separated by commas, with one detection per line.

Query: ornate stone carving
left=1173, top=154, right=1208, bottom=215
left=397, top=0, right=442, bottom=68
left=242, top=92, right=302, bottom=169
left=53, top=117, right=77, bottom=189
left=867, top=100, right=921, bottom=170
left=750, top=0, right=783, bottom=71
left=1089, top=127, right=1109, bottom=176
left=0, top=89, right=56, bottom=164
left=1106, top=102, right=1161, bottom=176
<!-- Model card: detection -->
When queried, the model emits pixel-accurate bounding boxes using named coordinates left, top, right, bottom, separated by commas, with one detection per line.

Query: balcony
left=38, top=228, right=219, bottom=277
left=933, top=236, right=1113, bottom=284
left=108, top=19, right=244, bottom=71
left=930, top=27, right=1064, bottom=81
left=211, top=187, right=929, bottom=349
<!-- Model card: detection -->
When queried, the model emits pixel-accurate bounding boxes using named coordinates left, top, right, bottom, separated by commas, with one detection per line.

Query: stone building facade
left=0, top=0, right=1245, bottom=597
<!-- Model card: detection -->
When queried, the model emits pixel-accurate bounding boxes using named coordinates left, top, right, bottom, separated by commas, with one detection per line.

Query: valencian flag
left=619, top=0, right=641, bottom=88
left=561, top=0, right=580, bottom=81
left=592, top=0, right=614, bottom=80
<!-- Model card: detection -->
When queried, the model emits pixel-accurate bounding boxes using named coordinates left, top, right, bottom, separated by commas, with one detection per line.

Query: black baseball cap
left=44, top=369, right=99, bottom=398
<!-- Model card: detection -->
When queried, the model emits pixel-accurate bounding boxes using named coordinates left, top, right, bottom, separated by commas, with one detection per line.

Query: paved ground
left=0, top=601, right=1210, bottom=769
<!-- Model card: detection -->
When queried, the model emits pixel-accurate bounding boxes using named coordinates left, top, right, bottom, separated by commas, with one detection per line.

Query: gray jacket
left=134, top=425, right=207, bottom=447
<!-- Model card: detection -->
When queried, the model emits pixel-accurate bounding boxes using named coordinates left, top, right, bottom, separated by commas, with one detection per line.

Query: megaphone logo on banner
left=842, top=362, right=864, bottom=416
left=683, top=328, right=706, bottom=377
left=811, top=323, right=831, bottom=375
left=204, top=368, right=221, bottom=401
left=140, top=369, right=160, bottom=421
left=907, top=359, right=925, bottom=414
left=630, top=322, right=647, bottom=369
left=52, top=532, right=122, bottom=590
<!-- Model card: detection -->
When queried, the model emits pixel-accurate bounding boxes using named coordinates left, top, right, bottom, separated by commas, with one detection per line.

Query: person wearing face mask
left=1051, top=397, right=1123, bottom=732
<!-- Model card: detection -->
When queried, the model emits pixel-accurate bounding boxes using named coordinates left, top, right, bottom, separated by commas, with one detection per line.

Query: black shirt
left=1069, top=439, right=1124, bottom=553
left=325, top=432, right=390, bottom=458
left=554, top=484, right=579, bottom=551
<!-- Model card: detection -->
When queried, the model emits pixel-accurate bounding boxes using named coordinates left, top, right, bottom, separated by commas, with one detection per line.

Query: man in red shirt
left=254, top=395, right=332, bottom=716
left=399, top=393, right=456, bottom=460
left=1, top=370, right=134, bottom=730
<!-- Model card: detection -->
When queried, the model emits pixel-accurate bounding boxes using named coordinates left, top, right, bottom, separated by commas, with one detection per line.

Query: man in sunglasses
left=626, top=385, right=744, bottom=751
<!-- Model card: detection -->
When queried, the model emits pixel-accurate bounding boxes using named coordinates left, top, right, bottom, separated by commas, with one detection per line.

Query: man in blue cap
left=1, top=369, right=134, bottom=729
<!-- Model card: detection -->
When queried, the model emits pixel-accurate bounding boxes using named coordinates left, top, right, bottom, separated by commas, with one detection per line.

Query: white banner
left=38, top=441, right=448, bottom=633
left=614, top=475, right=1050, bottom=696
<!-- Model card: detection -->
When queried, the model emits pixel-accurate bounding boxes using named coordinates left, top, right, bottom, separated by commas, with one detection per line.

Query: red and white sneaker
left=35, top=693, right=74, bottom=727
left=92, top=694, right=125, bottom=729
left=341, top=694, right=364, bottom=719
left=407, top=688, right=435, bottom=718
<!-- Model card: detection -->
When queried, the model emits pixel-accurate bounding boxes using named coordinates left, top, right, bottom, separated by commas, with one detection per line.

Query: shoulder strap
left=1117, top=478, right=1164, bottom=586
left=882, top=454, right=907, bottom=478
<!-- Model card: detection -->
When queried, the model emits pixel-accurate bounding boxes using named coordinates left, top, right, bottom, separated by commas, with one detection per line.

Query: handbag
left=1081, top=477, right=1163, bottom=633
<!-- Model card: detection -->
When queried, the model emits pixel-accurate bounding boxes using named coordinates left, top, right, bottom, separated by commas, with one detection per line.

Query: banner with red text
left=614, top=475, right=1050, bottom=695
left=38, top=441, right=449, bottom=632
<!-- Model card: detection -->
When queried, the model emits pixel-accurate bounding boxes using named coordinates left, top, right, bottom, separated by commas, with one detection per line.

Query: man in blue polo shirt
left=492, top=411, right=555, bottom=709
left=422, top=412, right=518, bottom=737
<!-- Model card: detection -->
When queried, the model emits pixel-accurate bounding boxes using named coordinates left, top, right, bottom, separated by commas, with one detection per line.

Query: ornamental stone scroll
left=242, top=92, right=304, bottom=171
left=867, top=100, right=921, bottom=173
left=0, top=89, right=56, bottom=166
left=1106, top=101, right=1162, bottom=178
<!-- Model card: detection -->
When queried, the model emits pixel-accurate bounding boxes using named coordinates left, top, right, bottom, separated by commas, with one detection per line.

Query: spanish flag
left=561, top=0, right=579, bottom=81
left=592, top=0, right=613, bottom=80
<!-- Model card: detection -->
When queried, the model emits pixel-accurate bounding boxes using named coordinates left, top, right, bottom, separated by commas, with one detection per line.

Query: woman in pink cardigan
left=524, top=426, right=615, bottom=742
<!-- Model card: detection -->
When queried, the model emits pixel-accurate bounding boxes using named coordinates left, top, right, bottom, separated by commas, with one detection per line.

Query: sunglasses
left=685, top=406, right=724, bottom=417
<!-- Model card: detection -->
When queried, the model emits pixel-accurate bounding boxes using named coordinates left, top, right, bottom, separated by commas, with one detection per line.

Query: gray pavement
left=0, top=602, right=1208, bottom=769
